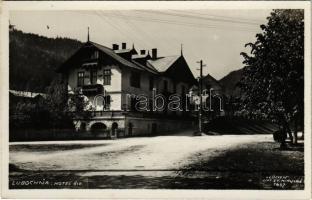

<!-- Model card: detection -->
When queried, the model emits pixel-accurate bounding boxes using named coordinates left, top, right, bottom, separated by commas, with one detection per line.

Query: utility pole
left=87, top=27, right=90, bottom=42
left=196, top=60, right=206, bottom=135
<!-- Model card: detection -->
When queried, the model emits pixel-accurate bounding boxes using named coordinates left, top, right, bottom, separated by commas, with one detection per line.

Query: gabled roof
left=146, top=55, right=180, bottom=72
left=57, top=42, right=144, bottom=72
left=202, top=74, right=222, bottom=88
left=57, top=41, right=194, bottom=83
left=90, top=42, right=143, bottom=71
left=132, top=60, right=158, bottom=74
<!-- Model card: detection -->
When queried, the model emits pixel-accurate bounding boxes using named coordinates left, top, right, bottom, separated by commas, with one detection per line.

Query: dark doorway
left=91, top=123, right=107, bottom=137
left=80, top=122, right=86, bottom=132
left=91, top=122, right=107, bottom=131
left=151, top=123, right=157, bottom=135
left=128, top=123, right=133, bottom=137
left=111, top=122, right=118, bottom=138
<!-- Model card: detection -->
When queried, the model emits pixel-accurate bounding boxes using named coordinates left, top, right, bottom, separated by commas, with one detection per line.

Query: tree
left=67, top=88, right=94, bottom=129
left=45, top=77, right=73, bottom=129
left=46, top=77, right=94, bottom=130
left=240, top=9, right=304, bottom=145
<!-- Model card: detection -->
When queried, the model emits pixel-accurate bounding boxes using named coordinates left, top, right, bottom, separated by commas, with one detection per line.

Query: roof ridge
left=155, top=55, right=180, bottom=59
left=89, top=41, right=112, bottom=51
left=132, top=60, right=158, bottom=74
left=90, top=41, right=160, bottom=74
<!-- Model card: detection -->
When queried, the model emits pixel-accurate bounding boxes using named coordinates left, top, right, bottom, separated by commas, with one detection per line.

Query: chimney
left=122, top=42, right=127, bottom=49
left=140, top=50, right=146, bottom=55
left=151, top=48, right=157, bottom=60
left=112, top=44, right=119, bottom=50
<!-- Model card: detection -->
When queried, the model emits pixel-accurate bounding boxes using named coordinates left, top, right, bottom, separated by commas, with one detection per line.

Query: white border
left=1, top=1, right=311, bottom=199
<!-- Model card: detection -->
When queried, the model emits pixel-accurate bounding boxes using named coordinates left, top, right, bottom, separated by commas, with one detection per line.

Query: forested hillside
left=9, top=29, right=82, bottom=92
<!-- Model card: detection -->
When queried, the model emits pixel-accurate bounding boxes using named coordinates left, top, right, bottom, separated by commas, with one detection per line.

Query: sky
left=10, top=9, right=272, bottom=80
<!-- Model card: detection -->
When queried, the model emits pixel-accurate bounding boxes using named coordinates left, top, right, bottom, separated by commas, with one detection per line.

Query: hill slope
left=9, top=29, right=82, bottom=92
left=219, top=68, right=243, bottom=97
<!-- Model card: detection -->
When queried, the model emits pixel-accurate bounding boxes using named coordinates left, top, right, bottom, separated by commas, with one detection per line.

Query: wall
left=124, top=117, right=193, bottom=136
left=74, top=114, right=193, bottom=138
left=121, top=68, right=154, bottom=110
left=120, top=67, right=191, bottom=115
left=10, top=117, right=194, bottom=141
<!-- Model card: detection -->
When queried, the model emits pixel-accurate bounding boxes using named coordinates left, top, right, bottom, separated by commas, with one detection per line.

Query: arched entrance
left=111, top=122, right=118, bottom=138
left=91, top=122, right=107, bottom=137
left=128, top=123, right=133, bottom=137
left=80, top=122, right=86, bottom=132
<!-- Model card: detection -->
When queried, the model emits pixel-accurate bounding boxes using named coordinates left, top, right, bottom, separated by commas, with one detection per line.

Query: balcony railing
left=81, top=58, right=99, bottom=65
left=91, top=111, right=124, bottom=118
left=81, top=84, right=104, bottom=95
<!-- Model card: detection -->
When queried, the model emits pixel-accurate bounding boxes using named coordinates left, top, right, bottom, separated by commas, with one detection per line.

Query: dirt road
left=10, top=131, right=304, bottom=189
left=10, top=130, right=272, bottom=171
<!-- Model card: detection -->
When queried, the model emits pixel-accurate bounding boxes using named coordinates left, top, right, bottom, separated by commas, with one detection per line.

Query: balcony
left=81, top=84, right=104, bottom=95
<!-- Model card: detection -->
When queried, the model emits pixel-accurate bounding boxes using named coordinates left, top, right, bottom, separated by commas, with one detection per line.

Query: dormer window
left=130, top=71, right=141, bottom=88
left=163, top=80, right=168, bottom=92
left=149, top=76, right=154, bottom=91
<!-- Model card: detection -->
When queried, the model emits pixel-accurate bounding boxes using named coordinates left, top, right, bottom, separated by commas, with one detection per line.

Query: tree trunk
left=284, top=120, right=293, bottom=143
left=301, top=114, right=304, bottom=140
left=293, top=115, right=298, bottom=144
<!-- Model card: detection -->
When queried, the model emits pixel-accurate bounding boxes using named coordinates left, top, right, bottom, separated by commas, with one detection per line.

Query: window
left=77, top=72, right=85, bottom=86
left=91, top=50, right=99, bottom=59
left=130, top=71, right=141, bottom=88
left=90, top=68, right=97, bottom=85
left=103, top=95, right=111, bottom=110
left=103, top=69, right=111, bottom=85
left=149, top=76, right=154, bottom=91
left=163, top=80, right=168, bottom=92
left=130, top=97, right=139, bottom=111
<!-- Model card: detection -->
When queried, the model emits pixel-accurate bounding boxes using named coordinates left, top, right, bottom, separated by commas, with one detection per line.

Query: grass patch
left=178, top=141, right=304, bottom=189
left=181, top=142, right=303, bottom=173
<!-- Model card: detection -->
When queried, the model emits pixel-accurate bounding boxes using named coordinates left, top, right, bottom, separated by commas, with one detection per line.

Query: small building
left=9, top=90, right=46, bottom=125
left=189, top=74, right=225, bottom=123
left=57, top=40, right=196, bottom=138
left=9, top=89, right=46, bottom=105
left=201, top=74, right=225, bottom=119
